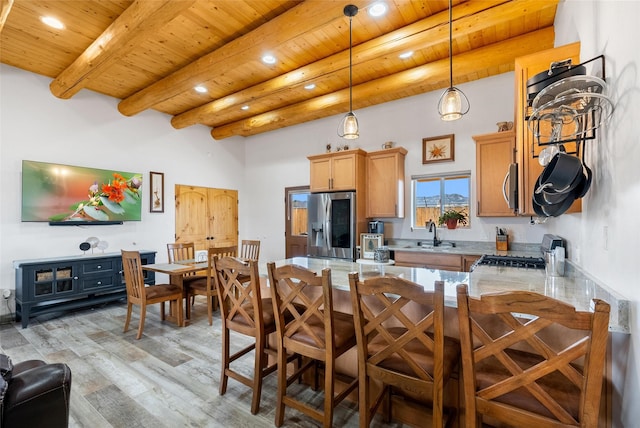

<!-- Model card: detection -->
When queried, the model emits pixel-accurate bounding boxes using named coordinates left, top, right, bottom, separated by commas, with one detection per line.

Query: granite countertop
left=385, top=239, right=542, bottom=257
left=260, top=256, right=629, bottom=334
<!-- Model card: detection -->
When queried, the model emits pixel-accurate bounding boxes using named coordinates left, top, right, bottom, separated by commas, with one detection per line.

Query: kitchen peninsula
left=260, top=256, right=629, bottom=333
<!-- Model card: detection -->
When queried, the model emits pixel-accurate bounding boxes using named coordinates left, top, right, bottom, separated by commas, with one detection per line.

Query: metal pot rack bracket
left=525, top=55, right=614, bottom=159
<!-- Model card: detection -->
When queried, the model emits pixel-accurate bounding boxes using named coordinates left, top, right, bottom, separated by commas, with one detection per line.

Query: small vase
left=446, top=219, right=458, bottom=229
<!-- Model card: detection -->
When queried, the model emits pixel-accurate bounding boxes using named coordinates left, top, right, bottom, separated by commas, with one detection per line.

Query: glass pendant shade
left=438, top=87, right=467, bottom=121
left=339, top=112, right=359, bottom=139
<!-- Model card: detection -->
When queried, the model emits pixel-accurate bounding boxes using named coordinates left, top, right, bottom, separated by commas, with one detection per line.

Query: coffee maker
left=368, top=221, right=384, bottom=235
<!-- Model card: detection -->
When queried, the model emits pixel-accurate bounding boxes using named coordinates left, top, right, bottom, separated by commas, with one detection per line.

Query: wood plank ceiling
left=0, top=0, right=559, bottom=140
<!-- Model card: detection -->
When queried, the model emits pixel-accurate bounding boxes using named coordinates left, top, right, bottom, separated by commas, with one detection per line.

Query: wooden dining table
left=141, top=260, right=208, bottom=326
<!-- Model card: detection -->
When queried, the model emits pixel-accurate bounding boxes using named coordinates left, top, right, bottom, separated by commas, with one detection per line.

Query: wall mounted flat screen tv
left=22, top=160, right=143, bottom=224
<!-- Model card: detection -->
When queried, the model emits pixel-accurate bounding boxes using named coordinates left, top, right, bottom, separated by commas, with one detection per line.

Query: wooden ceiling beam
left=0, top=0, right=13, bottom=34
left=117, top=0, right=371, bottom=117
left=49, top=0, right=195, bottom=99
left=210, top=27, right=555, bottom=140
left=171, top=0, right=518, bottom=130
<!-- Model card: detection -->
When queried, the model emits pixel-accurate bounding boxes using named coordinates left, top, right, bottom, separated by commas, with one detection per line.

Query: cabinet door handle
left=97, top=265, right=102, bottom=269
left=97, top=281, right=102, bottom=285
left=73, top=276, right=79, bottom=280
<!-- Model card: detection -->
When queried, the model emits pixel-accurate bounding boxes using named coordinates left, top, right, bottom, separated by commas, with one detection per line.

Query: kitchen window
left=411, top=171, right=471, bottom=229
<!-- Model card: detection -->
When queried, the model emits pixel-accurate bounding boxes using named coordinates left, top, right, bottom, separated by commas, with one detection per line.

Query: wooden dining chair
left=213, top=256, right=278, bottom=414
left=348, top=273, right=460, bottom=427
left=121, top=250, right=183, bottom=339
left=184, top=245, right=237, bottom=324
left=456, top=284, right=610, bottom=427
left=240, top=239, right=260, bottom=261
left=166, top=242, right=196, bottom=264
left=267, top=262, right=358, bottom=428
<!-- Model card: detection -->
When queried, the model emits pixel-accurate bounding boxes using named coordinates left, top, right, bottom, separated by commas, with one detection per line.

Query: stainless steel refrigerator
left=307, top=191, right=356, bottom=261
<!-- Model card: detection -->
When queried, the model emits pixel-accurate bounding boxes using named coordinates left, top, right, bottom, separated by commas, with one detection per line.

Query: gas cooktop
left=471, top=254, right=546, bottom=271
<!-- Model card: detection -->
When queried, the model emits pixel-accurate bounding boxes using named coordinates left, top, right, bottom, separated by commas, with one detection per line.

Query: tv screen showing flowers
left=21, top=160, right=143, bottom=223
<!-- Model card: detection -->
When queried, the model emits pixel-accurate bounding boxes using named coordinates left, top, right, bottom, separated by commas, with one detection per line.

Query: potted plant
left=438, top=209, right=468, bottom=229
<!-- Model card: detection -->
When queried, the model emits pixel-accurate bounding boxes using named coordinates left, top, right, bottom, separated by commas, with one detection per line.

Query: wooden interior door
left=175, top=185, right=238, bottom=250
left=207, top=188, right=238, bottom=247
left=285, top=186, right=309, bottom=258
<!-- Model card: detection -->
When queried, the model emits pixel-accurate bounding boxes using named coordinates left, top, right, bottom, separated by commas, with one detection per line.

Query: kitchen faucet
left=426, top=219, right=441, bottom=247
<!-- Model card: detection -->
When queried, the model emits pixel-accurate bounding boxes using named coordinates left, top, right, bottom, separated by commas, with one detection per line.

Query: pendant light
left=338, top=4, right=359, bottom=139
left=438, top=0, right=469, bottom=121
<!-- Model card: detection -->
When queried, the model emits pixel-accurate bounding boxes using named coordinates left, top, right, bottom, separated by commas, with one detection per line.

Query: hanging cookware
left=526, top=59, right=586, bottom=104
left=535, top=152, right=584, bottom=197
left=540, top=191, right=577, bottom=217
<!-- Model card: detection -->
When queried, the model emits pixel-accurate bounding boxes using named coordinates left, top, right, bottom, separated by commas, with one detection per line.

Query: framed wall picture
left=422, top=134, right=455, bottom=164
left=360, top=233, right=383, bottom=259
left=150, top=171, right=164, bottom=213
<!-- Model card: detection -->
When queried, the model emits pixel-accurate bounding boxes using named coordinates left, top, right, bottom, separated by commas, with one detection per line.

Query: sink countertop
left=386, top=239, right=542, bottom=257
left=260, top=257, right=629, bottom=334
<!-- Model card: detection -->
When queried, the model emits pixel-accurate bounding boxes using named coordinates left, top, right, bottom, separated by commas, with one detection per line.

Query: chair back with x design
left=456, top=284, right=610, bottom=427
left=349, top=274, right=460, bottom=427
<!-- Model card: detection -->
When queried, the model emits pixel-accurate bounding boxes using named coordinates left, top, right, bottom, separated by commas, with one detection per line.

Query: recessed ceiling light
left=368, top=2, right=387, bottom=17
left=241, top=105, right=249, bottom=110
left=41, top=16, right=64, bottom=30
left=194, top=85, right=208, bottom=93
left=304, top=84, right=316, bottom=90
left=261, top=54, right=276, bottom=65
left=399, top=51, right=414, bottom=59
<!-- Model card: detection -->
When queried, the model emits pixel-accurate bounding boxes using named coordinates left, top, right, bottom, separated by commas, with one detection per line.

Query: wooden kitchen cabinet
left=308, top=148, right=366, bottom=192
left=366, top=147, right=407, bottom=218
left=394, top=251, right=462, bottom=271
left=175, top=185, right=238, bottom=250
left=462, top=255, right=481, bottom=272
left=473, top=131, right=516, bottom=217
left=395, top=251, right=481, bottom=272
left=514, top=42, right=582, bottom=216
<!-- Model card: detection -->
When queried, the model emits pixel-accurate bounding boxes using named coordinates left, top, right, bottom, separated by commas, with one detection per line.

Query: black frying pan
left=527, top=59, right=586, bottom=103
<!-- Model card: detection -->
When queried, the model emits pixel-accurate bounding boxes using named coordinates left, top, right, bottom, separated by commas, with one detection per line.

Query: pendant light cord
left=448, top=0, right=453, bottom=89
left=349, top=15, right=353, bottom=113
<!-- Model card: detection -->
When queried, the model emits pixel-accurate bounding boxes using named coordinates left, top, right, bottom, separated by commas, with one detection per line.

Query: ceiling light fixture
left=304, top=83, right=316, bottom=90
left=338, top=4, right=359, bottom=140
left=368, top=2, right=387, bottom=17
left=399, top=51, right=414, bottom=59
left=194, top=85, right=207, bottom=93
left=261, top=54, right=276, bottom=65
left=241, top=105, right=249, bottom=110
left=40, top=16, right=64, bottom=30
left=437, top=0, right=469, bottom=121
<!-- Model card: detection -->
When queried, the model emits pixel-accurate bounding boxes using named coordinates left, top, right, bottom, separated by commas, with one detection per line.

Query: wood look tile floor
left=0, top=299, right=404, bottom=428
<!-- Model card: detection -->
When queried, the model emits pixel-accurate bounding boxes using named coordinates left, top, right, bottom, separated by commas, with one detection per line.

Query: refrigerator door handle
left=324, top=196, right=332, bottom=250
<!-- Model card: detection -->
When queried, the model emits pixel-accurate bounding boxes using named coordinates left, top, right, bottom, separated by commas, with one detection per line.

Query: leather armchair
left=1, top=354, right=72, bottom=428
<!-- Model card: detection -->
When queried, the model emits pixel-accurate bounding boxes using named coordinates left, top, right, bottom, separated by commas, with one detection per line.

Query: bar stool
left=267, top=262, right=358, bottom=428
left=456, top=284, right=610, bottom=427
left=348, top=273, right=460, bottom=427
left=184, top=245, right=237, bottom=324
left=213, top=256, right=276, bottom=414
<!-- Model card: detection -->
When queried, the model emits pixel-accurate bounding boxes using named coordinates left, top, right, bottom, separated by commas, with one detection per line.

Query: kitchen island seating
left=121, top=250, right=183, bottom=339
left=348, top=274, right=460, bottom=427
left=240, top=239, right=261, bottom=261
left=267, top=263, right=358, bottom=428
left=456, top=284, right=610, bottom=427
left=213, top=256, right=277, bottom=414
left=184, top=245, right=237, bottom=325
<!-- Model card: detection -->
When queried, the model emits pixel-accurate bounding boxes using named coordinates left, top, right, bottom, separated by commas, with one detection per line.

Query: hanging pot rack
left=525, top=55, right=613, bottom=159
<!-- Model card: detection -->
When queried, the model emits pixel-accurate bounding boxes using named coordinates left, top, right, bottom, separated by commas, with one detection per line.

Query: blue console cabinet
left=14, top=251, right=156, bottom=328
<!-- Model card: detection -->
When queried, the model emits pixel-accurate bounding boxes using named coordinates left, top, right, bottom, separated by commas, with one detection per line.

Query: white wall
left=0, top=64, right=247, bottom=291
left=549, top=1, right=640, bottom=426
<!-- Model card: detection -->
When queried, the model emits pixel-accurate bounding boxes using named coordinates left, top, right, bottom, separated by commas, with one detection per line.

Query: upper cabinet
left=366, top=147, right=407, bottom=218
left=308, top=148, right=366, bottom=192
left=514, top=42, right=582, bottom=216
left=473, top=131, right=516, bottom=217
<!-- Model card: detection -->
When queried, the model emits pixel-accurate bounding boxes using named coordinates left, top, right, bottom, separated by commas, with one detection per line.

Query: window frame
left=411, top=171, right=471, bottom=229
